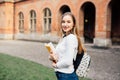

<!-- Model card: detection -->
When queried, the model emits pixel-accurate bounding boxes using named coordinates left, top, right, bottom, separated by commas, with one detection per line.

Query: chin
left=63, top=31, right=68, bottom=33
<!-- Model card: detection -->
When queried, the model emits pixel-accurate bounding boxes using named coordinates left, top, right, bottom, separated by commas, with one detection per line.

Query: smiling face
left=61, top=15, right=74, bottom=34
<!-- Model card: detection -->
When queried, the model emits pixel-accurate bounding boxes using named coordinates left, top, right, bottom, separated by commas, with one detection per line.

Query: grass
left=0, top=53, right=91, bottom=80
left=0, top=53, right=56, bottom=80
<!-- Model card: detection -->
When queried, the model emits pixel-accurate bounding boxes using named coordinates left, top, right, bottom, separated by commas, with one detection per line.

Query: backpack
left=73, top=51, right=91, bottom=77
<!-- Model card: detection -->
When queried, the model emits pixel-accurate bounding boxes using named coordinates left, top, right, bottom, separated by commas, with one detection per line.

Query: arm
left=56, top=35, right=78, bottom=68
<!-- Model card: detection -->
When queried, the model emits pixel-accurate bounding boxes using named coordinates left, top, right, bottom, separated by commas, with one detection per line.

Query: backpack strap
left=73, top=50, right=84, bottom=71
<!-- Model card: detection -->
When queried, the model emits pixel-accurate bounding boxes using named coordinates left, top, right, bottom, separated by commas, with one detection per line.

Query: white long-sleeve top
left=55, top=34, right=78, bottom=73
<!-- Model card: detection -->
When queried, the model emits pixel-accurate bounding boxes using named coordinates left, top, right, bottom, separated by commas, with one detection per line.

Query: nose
left=64, top=22, right=67, bottom=26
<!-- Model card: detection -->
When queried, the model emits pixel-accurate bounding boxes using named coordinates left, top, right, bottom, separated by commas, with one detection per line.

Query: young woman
left=49, top=12, right=85, bottom=80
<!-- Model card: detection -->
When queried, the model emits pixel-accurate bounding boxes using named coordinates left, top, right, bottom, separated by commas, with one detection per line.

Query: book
left=45, top=42, right=57, bottom=63
left=44, top=42, right=56, bottom=54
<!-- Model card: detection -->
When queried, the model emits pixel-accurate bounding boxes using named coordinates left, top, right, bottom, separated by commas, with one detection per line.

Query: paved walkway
left=0, top=40, right=120, bottom=80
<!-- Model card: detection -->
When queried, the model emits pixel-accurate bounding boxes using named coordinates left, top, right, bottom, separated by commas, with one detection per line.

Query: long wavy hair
left=60, top=12, right=86, bottom=53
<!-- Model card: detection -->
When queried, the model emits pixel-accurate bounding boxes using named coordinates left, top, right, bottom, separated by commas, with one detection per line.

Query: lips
left=63, top=27, right=68, bottom=30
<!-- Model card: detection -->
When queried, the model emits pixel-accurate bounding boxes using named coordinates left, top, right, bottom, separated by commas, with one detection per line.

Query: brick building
left=0, top=0, right=119, bottom=47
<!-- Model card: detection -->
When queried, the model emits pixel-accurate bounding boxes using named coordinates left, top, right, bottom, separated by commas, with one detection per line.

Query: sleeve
left=56, top=35, right=78, bottom=68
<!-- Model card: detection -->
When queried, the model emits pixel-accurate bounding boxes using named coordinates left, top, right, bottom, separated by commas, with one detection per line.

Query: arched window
left=19, top=12, right=24, bottom=33
left=30, top=10, right=36, bottom=32
left=43, top=8, right=51, bottom=33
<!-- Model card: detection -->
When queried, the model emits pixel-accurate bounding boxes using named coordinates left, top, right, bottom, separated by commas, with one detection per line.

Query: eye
left=61, top=20, right=65, bottom=23
left=67, top=20, right=71, bottom=23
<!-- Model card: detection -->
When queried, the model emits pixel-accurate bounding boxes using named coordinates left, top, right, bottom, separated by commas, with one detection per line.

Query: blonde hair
left=60, top=12, right=86, bottom=53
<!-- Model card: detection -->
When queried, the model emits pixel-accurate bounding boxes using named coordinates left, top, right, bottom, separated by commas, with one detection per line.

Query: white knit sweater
left=55, top=34, right=78, bottom=73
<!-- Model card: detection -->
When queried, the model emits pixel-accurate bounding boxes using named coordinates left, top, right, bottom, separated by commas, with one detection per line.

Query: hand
left=49, top=51, right=54, bottom=61
left=52, top=62, right=57, bottom=68
left=49, top=56, right=57, bottom=63
left=49, top=52, right=58, bottom=63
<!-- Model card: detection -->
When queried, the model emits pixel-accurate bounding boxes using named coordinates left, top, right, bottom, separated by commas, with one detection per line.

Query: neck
left=65, top=31, right=71, bottom=36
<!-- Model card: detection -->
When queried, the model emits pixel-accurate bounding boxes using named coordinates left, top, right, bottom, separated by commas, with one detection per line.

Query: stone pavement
left=0, top=40, right=120, bottom=80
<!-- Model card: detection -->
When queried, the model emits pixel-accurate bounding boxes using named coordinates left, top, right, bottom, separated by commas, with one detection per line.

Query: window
left=43, top=8, right=52, bottom=33
left=19, top=12, right=24, bottom=33
left=30, top=10, right=36, bottom=32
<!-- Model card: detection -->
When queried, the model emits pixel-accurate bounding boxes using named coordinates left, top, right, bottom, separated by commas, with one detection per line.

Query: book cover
left=45, top=42, right=57, bottom=63
left=44, top=42, right=56, bottom=54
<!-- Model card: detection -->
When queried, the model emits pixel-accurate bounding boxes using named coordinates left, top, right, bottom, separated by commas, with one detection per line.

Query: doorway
left=82, top=2, right=95, bottom=43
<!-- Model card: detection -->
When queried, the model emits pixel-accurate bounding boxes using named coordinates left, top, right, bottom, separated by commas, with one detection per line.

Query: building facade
left=0, top=0, right=119, bottom=47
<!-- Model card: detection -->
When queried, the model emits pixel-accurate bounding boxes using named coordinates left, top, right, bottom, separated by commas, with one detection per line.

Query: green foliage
left=0, top=53, right=92, bottom=80
left=0, top=53, right=56, bottom=80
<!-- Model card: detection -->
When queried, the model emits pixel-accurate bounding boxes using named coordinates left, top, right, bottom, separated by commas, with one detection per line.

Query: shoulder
left=67, top=34, right=77, bottom=39
left=66, top=34, right=78, bottom=42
